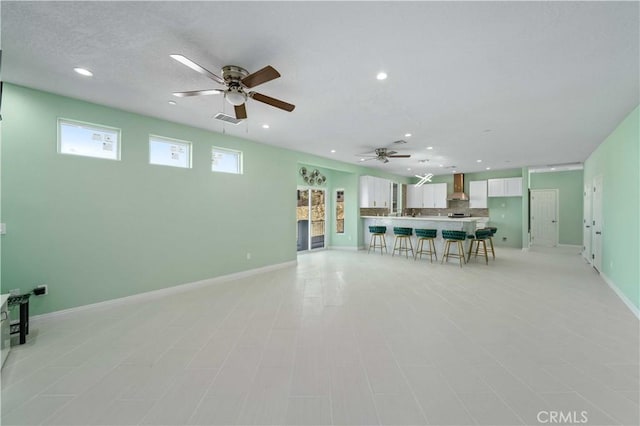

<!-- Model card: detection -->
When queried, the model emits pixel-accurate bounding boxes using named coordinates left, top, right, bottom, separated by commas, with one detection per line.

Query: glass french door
left=297, top=188, right=326, bottom=251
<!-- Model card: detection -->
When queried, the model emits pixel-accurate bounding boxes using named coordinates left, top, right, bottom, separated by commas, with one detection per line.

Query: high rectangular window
left=58, top=118, right=121, bottom=160
left=211, top=147, right=243, bottom=174
left=149, top=135, right=192, bottom=168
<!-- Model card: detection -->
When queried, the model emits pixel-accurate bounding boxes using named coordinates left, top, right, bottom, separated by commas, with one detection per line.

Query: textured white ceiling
left=2, top=1, right=638, bottom=177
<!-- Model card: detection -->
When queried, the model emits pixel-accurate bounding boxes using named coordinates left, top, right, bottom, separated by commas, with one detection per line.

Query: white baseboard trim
left=601, top=273, right=640, bottom=319
left=558, top=244, right=582, bottom=248
left=521, top=247, right=530, bottom=252
left=31, top=260, right=297, bottom=322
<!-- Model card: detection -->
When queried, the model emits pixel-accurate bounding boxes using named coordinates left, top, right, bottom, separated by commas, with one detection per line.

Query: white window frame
left=211, top=146, right=243, bottom=174
left=57, top=118, right=121, bottom=161
left=148, top=134, right=193, bottom=169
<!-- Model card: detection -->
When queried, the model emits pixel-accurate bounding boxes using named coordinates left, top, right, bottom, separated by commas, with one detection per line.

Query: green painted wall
left=0, top=84, right=405, bottom=315
left=530, top=170, right=583, bottom=245
left=427, top=169, right=524, bottom=248
left=584, top=106, right=639, bottom=310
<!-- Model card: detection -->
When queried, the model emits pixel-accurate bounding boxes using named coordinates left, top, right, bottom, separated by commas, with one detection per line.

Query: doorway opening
left=297, top=188, right=326, bottom=252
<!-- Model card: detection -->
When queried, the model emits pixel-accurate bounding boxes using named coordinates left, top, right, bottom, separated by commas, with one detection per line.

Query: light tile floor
left=1, top=247, right=638, bottom=425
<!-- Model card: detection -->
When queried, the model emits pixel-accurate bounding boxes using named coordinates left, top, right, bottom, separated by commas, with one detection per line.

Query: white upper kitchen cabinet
left=406, top=184, right=423, bottom=208
left=374, top=177, right=391, bottom=208
left=504, top=177, right=523, bottom=197
left=360, top=176, right=391, bottom=208
left=469, top=180, right=488, bottom=208
left=421, top=183, right=447, bottom=208
left=432, top=183, right=447, bottom=208
left=488, top=177, right=523, bottom=197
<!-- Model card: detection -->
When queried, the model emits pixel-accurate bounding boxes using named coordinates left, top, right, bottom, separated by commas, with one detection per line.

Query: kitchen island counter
left=361, top=216, right=486, bottom=251
left=361, top=215, right=486, bottom=223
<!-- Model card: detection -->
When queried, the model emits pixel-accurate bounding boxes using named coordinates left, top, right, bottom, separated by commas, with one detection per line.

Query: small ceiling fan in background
left=170, top=54, right=295, bottom=120
left=358, top=147, right=411, bottom=164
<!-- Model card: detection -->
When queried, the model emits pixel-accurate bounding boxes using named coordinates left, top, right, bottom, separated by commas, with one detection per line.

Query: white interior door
left=583, top=183, right=592, bottom=264
left=530, top=189, right=559, bottom=247
left=592, top=176, right=603, bottom=272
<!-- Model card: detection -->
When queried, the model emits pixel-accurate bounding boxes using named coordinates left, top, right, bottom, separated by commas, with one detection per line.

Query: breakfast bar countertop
left=361, top=215, right=488, bottom=223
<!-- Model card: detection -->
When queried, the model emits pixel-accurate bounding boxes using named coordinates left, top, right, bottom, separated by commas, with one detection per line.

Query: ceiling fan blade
left=234, top=103, right=247, bottom=120
left=388, top=155, right=411, bottom=158
left=170, top=54, right=225, bottom=85
left=242, top=66, right=281, bottom=88
left=386, top=150, right=398, bottom=156
left=249, top=92, right=295, bottom=112
left=172, top=89, right=223, bottom=97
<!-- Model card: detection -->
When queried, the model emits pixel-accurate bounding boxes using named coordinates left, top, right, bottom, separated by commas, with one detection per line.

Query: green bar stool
left=484, top=227, right=497, bottom=259
left=368, top=226, right=388, bottom=255
left=392, top=227, right=414, bottom=258
left=467, top=228, right=492, bottom=264
left=414, top=229, right=438, bottom=262
left=441, top=230, right=467, bottom=267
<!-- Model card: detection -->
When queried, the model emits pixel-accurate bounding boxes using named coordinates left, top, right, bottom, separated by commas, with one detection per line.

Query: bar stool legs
left=392, top=235, right=414, bottom=258
left=467, top=238, right=489, bottom=264
left=368, top=233, right=387, bottom=255
left=441, top=239, right=466, bottom=267
left=415, top=237, right=437, bottom=262
left=487, top=235, right=496, bottom=259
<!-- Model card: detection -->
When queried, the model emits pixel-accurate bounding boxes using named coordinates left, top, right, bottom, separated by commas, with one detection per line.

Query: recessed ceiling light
left=359, top=158, right=365, bottom=162
left=407, top=168, right=411, bottom=171
left=168, top=100, right=177, bottom=105
left=262, top=124, right=270, bottom=129
left=551, top=167, right=556, bottom=170
left=404, top=133, right=412, bottom=138
left=486, top=167, right=491, bottom=170
left=426, top=146, right=433, bottom=150
left=330, top=149, right=336, bottom=153
left=74, top=67, right=93, bottom=77
left=376, top=72, right=387, bottom=80
left=439, top=164, right=444, bottom=167
left=476, top=159, right=482, bottom=163
left=452, top=170, right=457, bottom=173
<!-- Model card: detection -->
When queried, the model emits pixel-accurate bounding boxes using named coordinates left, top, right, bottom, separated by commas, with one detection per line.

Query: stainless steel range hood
left=447, top=173, right=469, bottom=201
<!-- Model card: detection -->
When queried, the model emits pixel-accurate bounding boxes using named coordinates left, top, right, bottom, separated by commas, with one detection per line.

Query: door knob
left=552, top=220, right=557, bottom=223
left=595, top=231, right=602, bottom=235
left=586, top=225, right=590, bottom=228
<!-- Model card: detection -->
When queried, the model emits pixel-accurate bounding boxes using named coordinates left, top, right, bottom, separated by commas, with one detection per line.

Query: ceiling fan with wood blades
left=170, top=54, right=295, bottom=120
left=358, top=147, right=411, bottom=163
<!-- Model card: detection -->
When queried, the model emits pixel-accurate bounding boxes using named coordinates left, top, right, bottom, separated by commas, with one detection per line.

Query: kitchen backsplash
left=360, top=207, right=390, bottom=216
left=407, top=207, right=489, bottom=217
left=361, top=206, right=488, bottom=217
left=406, top=199, right=488, bottom=217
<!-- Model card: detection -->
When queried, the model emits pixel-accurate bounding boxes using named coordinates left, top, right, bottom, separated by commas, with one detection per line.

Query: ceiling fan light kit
left=357, top=147, right=412, bottom=164
left=171, top=55, right=295, bottom=120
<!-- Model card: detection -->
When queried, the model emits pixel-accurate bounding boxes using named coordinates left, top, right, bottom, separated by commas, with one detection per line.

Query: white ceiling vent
left=213, top=113, right=244, bottom=125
